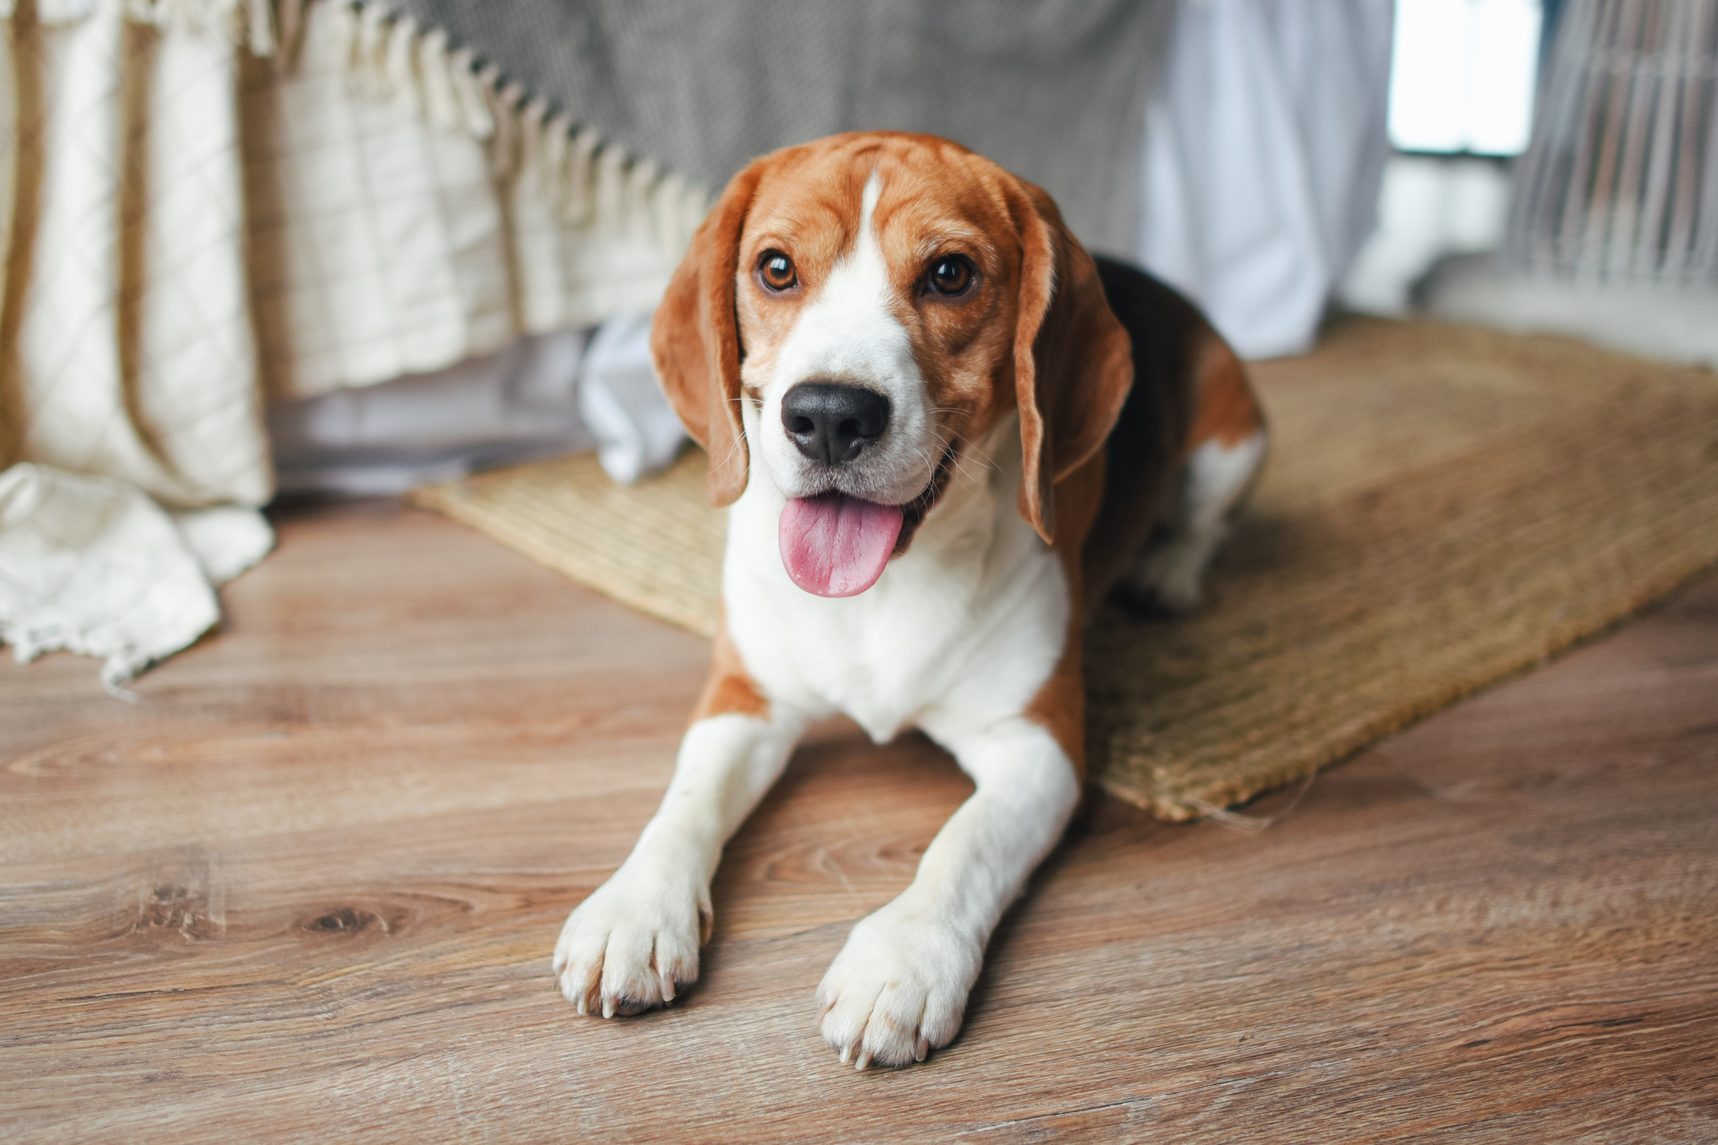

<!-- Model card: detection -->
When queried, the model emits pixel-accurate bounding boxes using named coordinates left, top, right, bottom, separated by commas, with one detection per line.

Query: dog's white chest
left=722, top=476, right=1070, bottom=743
left=734, top=553, right=977, bottom=740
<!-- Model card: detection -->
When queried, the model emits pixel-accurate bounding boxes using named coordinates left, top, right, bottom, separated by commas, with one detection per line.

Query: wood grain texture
left=2, top=500, right=1715, bottom=1143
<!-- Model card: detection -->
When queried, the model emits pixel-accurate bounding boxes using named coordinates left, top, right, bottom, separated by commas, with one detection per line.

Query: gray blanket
left=388, top=0, right=1173, bottom=254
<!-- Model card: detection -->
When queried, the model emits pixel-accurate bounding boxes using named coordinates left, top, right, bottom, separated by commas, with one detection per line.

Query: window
left=1388, top=0, right=1545, bottom=155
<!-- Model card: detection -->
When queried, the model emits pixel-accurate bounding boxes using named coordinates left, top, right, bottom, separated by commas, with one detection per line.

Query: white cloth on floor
left=0, top=465, right=273, bottom=693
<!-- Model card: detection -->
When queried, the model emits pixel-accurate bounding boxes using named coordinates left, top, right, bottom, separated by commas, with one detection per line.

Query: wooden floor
left=2, top=500, right=1715, bottom=1143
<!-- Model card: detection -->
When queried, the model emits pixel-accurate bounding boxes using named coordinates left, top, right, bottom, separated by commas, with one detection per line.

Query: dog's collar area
left=892, top=445, right=957, bottom=555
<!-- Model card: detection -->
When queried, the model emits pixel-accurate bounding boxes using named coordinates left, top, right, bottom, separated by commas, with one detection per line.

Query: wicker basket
left=1507, top=0, right=1718, bottom=282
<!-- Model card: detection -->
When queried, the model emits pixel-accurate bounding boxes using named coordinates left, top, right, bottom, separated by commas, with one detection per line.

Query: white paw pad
left=816, top=908, right=981, bottom=1069
left=551, top=871, right=709, bottom=1018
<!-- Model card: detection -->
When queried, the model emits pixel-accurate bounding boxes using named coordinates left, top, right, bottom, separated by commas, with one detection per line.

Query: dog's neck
left=897, top=412, right=1026, bottom=564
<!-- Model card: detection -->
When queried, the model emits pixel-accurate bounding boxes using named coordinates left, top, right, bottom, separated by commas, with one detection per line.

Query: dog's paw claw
left=552, top=873, right=705, bottom=1019
left=816, top=907, right=980, bottom=1070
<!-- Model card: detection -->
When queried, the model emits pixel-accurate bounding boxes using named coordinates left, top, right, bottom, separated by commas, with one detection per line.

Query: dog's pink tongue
left=779, top=493, right=905, bottom=598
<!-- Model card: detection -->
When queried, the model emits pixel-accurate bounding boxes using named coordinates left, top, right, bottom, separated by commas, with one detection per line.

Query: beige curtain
left=0, top=0, right=703, bottom=689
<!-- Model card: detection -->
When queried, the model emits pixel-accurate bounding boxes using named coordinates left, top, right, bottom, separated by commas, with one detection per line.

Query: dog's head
left=651, top=132, right=1132, bottom=597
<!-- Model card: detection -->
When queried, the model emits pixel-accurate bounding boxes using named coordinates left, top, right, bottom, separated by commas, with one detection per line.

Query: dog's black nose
left=781, top=382, right=891, bottom=464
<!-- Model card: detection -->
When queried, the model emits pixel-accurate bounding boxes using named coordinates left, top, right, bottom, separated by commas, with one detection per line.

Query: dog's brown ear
left=1006, top=179, right=1134, bottom=543
left=651, top=161, right=766, bottom=505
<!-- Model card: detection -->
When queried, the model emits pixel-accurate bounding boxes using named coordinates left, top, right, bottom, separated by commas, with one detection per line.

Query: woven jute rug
left=411, top=319, right=1718, bottom=819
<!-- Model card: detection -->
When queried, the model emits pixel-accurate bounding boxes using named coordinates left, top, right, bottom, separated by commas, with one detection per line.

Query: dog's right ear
left=1004, top=177, right=1134, bottom=544
left=650, top=160, right=767, bottom=506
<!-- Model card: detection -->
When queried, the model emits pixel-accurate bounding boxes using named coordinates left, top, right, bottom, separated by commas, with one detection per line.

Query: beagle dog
left=552, top=132, right=1266, bottom=1068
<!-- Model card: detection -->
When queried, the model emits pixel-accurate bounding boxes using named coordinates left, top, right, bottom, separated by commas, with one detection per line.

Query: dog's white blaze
left=755, top=170, right=936, bottom=506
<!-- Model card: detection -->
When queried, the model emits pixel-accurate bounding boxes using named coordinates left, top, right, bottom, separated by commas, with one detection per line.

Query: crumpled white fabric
left=0, top=465, right=273, bottom=694
left=577, top=313, right=687, bottom=485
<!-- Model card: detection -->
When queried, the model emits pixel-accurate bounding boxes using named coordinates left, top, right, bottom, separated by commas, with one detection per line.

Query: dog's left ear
left=1006, top=179, right=1134, bottom=543
left=650, top=160, right=766, bottom=505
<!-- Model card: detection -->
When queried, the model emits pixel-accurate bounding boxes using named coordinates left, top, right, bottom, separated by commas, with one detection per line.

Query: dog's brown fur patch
left=694, top=621, right=770, bottom=722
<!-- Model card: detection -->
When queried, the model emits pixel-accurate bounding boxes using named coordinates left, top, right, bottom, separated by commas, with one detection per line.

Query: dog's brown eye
left=758, top=250, right=797, bottom=292
left=926, top=255, right=975, bottom=297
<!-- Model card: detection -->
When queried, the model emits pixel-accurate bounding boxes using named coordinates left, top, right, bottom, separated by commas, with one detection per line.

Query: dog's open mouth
left=778, top=450, right=955, bottom=598
left=778, top=494, right=903, bottom=597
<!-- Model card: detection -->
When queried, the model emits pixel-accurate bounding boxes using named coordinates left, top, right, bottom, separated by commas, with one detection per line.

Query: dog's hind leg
left=1128, top=432, right=1266, bottom=611
left=1126, top=341, right=1267, bottom=612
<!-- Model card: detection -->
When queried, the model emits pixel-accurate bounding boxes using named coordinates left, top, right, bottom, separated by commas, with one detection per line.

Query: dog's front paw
left=551, top=866, right=710, bottom=1018
left=816, top=904, right=982, bottom=1069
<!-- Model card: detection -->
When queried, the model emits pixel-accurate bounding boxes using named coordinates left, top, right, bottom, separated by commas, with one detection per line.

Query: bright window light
left=1389, top=0, right=1544, bottom=155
